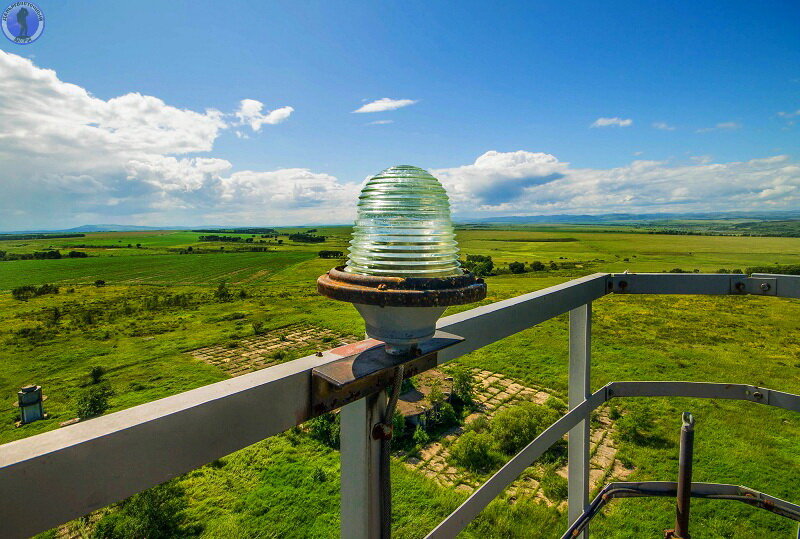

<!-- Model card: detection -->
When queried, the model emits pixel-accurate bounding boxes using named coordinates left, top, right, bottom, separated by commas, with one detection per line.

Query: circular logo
left=2, top=2, right=44, bottom=44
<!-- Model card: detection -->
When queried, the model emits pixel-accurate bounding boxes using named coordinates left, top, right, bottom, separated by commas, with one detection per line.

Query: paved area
left=403, top=368, right=632, bottom=507
left=190, top=323, right=358, bottom=376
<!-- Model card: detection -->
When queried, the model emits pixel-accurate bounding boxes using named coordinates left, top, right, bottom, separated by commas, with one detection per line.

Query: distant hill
left=460, top=210, right=800, bottom=225
left=1, top=224, right=228, bottom=234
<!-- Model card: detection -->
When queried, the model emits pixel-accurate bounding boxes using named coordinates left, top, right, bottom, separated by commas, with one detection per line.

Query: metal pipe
left=674, top=412, right=695, bottom=538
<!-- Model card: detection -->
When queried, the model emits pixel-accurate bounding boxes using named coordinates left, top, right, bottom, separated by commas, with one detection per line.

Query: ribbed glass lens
left=345, top=165, right=462, bottom=277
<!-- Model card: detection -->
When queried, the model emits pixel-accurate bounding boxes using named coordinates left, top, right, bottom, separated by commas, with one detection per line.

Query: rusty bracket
left=311, top=331, right=463, bottom=416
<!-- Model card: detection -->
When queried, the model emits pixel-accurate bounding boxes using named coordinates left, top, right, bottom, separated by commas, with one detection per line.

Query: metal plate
left=311, top=331, right=463, bottom=415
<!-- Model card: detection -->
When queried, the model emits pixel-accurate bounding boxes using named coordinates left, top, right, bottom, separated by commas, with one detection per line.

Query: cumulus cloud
left=0, top=51, right=348, bottom=230
left=434, top=151, right=800, bottom=217
left=353, top=98, right=417, bottom=113
left=653, top=121, right=676, bottom=131
left=591, top=117, right=633, bottom=128
left=1, top=50, right=797, bottom=230
left=697, top=121, right=741, bottom=133
left=234, top=99, right=293, bottom=131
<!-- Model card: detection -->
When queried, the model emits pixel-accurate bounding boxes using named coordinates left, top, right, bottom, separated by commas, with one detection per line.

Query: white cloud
left=690, top=155, right=713, bottom=164
left=591, top=117, right=633, bottom=128
left=653, top=122, right=676, bottom=131
left=234, top=99, right=293, bottom=131
left=353, top=98, right=417, bottom=113
left=367, top=120, right=394, bottom=125
left=1, top=51, right=797, bottom=230
left=434, top=151, right=800, bottom=217
left=778, top=110, right=800, bottom=118
left=0, top=51, right=349, bottom=229
left=697, top=121, right=741, bottom=133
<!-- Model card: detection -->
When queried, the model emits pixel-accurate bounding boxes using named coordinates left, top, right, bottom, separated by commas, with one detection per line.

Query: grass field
left=2, top=224, right=799, bottom=538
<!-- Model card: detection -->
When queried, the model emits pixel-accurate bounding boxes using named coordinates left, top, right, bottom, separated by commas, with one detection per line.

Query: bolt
left=752, top=391, right=763, bottom=400
left=734, top=282, right=746, bottom=292
left=760, top=282, right=771, bottom=292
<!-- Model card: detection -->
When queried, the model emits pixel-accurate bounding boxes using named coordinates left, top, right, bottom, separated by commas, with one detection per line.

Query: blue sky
left=1, top=1, right=799, bottom=229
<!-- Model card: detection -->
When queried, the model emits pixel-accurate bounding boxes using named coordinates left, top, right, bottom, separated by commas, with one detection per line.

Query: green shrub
left=451, top=366, right=476, bottom=405
left=509, top=261, right=526, bottom=274
left=392, top=410, right=406, bottom=440
left=544, top=396, right=567, bottom=413
left=91, top=481, right=189, bottom=538
left=450, top=430, right=500, bottom=472
left=492, top=402, right=559, bottom=455
left=412, top=425, right=430, bottom=447
left=307, top=412, right=340, bottom=449
left=76, top=383, right=113, bottom=419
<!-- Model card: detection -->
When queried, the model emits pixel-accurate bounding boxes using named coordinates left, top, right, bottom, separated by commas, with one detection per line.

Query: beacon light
left=317, top=165, right=486, bottom=355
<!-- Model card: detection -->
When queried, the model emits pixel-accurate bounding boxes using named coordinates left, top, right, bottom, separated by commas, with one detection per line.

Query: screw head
left=760, top=282, right=771, bottom=292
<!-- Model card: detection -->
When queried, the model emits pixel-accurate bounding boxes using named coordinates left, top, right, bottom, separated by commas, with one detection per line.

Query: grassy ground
left=2, top=225, right=799, bottom=537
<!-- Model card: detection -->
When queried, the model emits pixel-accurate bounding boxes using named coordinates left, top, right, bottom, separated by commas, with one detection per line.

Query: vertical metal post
left=340, top=391, right=387, bottom=539
left=568, top=302, right=592, bottom=539
left=674, top=412, right=695, bottom=539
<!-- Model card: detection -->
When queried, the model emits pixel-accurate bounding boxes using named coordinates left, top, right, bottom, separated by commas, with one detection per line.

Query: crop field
left=1, top=223, right=799, bottom=538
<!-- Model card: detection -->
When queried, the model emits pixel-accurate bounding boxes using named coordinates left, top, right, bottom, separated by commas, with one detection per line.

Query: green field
left=2, top=224, right=799, bottom=538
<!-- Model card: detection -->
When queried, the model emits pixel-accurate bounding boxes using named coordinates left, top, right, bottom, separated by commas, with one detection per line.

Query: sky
left=0, top=0, right=799, bottom=230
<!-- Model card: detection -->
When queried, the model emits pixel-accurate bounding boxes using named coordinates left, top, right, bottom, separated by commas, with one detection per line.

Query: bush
left=76, top=383, right=113, bottom=419
left=530, top=261, right=546, bottom=271
left=213, top=281, right=232, bottom=302
left=492, top=402, right=559, bottom=455
left=91, top=481, right=189, bottom=539
left=251, top=321, right=265, bottom=335
left=450, top=431, right=500, bottom=472
left=11, top=283, right=59, bottom=301
left=431, top=401, right=458, bottom=427
left=307, top=412, right=340, bottom=448
left=509, top=261, right=526, bottom=274
left=451, top=366, right=476, bottom=405
left=412, top=425, right=430, bottom=447
left=94, top=279, right=106, bottom=287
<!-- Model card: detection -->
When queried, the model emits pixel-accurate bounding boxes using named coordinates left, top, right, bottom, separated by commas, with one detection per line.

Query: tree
left=509, top=261, right=526, bottom=274
left=462, top=254, right=493, bottom=277
left=530, top=261, right=545, bottom=271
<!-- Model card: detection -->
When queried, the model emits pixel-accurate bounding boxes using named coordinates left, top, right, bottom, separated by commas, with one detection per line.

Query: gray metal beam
left=435, top=273, right=610, bottom=364
left=340, top=392, right=386, bottom=539
left=2, top=272, right=800, bottom=538
left=568, top=303, right=591, bottom=539
left=0, top=273, right=610, bottom=538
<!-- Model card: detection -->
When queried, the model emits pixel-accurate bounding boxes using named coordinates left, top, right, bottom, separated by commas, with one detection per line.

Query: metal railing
left=1, top=272, right=799, bottom=538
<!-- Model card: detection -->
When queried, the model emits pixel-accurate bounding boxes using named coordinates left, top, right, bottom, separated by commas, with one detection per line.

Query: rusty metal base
left=310, top=331, right=463, bottom=416
left=317, top=266, right=486, bottom=307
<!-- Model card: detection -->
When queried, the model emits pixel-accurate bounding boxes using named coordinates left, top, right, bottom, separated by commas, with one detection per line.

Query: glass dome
left=345, top=165, right=462, bottom=277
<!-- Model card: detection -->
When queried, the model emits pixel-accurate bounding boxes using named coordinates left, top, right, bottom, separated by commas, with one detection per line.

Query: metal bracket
left=311, top=331, right=464, bottom=416
left=742, top=276, right=778, bottom=296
